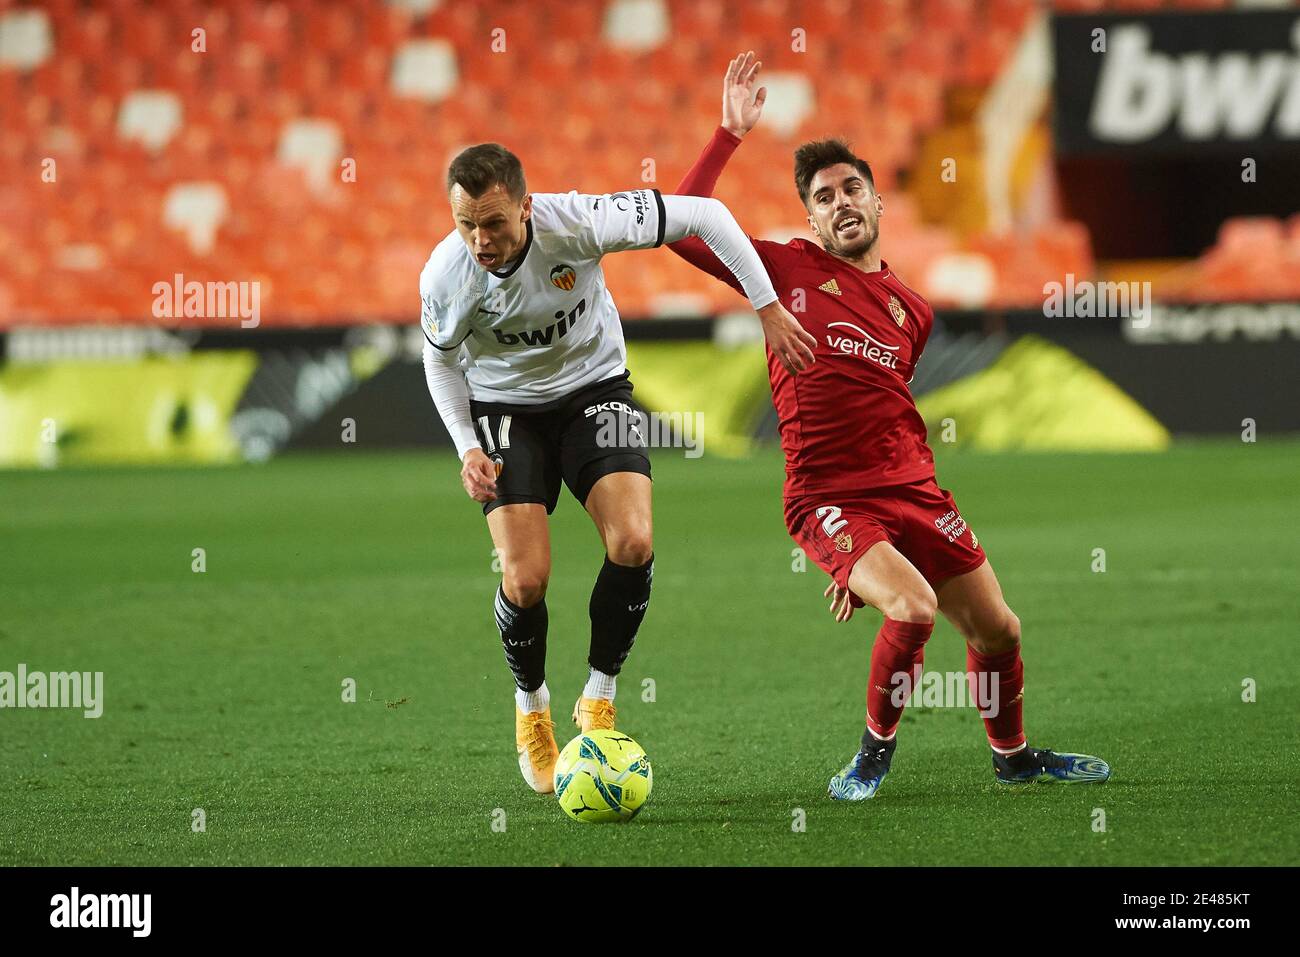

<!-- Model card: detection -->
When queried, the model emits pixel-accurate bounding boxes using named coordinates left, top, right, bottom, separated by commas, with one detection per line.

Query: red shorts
left=786, top=478, right=987, bottom=592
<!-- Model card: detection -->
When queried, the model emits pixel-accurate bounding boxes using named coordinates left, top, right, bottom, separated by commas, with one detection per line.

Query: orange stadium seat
left=2, top=0, right=1291, bottom=326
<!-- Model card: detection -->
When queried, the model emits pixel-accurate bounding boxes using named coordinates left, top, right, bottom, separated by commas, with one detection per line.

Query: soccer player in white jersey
left=421, top=144, right=812, bottom=793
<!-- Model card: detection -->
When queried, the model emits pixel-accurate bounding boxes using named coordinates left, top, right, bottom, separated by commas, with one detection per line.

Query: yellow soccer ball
left=553, top=729, right=652, bottom=823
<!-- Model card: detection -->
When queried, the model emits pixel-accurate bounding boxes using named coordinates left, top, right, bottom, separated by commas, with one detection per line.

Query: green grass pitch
left=1, top=441, right=1297, bottom=866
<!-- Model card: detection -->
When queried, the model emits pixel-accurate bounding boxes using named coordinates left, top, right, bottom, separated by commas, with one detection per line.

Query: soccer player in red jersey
left=669, top=53, right=1111, bottom=798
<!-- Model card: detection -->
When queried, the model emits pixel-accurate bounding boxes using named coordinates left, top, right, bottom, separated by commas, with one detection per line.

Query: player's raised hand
left=461, top=447, right=499, bottom=502
left=722, top=51, right=766, bottom=138
left=823, top=580, right=856, bottom=623
left=757, top=300, right=817, bottom=374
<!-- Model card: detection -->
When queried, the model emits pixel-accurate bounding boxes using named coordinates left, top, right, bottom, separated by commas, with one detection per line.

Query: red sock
left=865, top=618, right=933, bottom=739
left=966, top=645, right=1026, bottom=752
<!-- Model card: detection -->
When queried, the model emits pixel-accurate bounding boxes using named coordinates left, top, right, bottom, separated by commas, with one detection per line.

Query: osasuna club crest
left=888, top=294, right=907, bottom=327
left=550, top=264, right=576, bottom=290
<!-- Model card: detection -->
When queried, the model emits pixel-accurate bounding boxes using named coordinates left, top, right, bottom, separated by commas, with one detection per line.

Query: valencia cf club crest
left=490, top=453, right=504, bottom=477
left=888, top=294, right=907, bottom=327
left=834, top=532, right=853, bottom=553
left=550, top=264, right=576, bottom=290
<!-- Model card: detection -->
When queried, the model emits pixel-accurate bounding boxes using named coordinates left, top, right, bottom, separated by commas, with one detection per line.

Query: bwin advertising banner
left=1053, top=9, right=1300, bottom=155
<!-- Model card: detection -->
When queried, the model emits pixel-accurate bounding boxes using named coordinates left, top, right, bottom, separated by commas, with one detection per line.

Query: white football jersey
left=419, top=189, right=667, bottom=405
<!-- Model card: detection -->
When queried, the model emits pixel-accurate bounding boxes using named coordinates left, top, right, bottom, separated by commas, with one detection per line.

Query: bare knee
left=604, top=523, right=653, bottom=568
left=502, top=563, right=550, bottom=607
left=969, top=609, right=1021, bottom=655
left=882, top=585, right=937, bottom=624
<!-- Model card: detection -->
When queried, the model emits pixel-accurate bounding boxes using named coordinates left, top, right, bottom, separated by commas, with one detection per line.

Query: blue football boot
left=994, top=746, right=1111, bottom=784
left=828, top=734, right=896, bottom=801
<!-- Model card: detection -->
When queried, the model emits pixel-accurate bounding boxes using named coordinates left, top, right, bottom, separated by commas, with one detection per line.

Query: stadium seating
left=1157, top=216, right=1300, bottom=302
left=0, top=0, right=1288, bottom=326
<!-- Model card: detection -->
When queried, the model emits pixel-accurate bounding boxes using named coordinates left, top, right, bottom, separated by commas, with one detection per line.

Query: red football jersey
left=668, top=127, right=937, bottom=501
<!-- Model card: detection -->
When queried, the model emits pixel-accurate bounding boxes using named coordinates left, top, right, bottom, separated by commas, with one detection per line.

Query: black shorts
left=469, top=371, right=652, bottom=515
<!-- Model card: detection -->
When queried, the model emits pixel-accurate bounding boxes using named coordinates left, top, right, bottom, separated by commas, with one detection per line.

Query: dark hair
left=446, top=143, right=527, bottom=200
left=793, top=139, right=874, bottom=208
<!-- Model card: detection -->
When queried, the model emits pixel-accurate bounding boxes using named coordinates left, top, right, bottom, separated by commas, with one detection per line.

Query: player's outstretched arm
left=722, top=50, right=766, bottom=140
left=664, top=48, right=762, bottom=284
left=671, top=51, right=765, bottom=208
left=658, top=194, right=815, bottom=373
left=757, top=300, right=817, bottom=375
left=662, top=51, right=814, bottom=374
left=669, top=50, right=760, bottom=225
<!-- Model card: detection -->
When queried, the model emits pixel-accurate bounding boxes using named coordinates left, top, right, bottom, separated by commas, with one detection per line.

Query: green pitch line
left=0, top=440, right=1296, bottom=866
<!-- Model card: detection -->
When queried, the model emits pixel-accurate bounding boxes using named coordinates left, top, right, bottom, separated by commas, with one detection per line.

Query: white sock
left=583, top=668, right=616, bottom=701
left=516, top=682, right=550, bottom=714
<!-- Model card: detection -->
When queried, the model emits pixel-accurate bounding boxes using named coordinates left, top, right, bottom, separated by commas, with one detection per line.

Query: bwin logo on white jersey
left=493, top=298, right=587, bottom=347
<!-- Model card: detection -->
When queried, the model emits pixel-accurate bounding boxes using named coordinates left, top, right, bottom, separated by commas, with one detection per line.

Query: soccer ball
left=553, top=729, right=652, bottom=823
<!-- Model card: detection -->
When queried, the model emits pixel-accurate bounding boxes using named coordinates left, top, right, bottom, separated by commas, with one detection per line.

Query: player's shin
left=586, top=553, right=654, bottom=695
left=865, top=619, right=933, bottom=741
left=966, top=644, right=1026, bottom=754
left=495, top=585, right=549, bottom=711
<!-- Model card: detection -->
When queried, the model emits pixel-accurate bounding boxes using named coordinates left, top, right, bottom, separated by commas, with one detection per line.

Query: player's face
left=805, top=163, right=883, bottom=259
left=450, top=184, right=532, bottom=270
